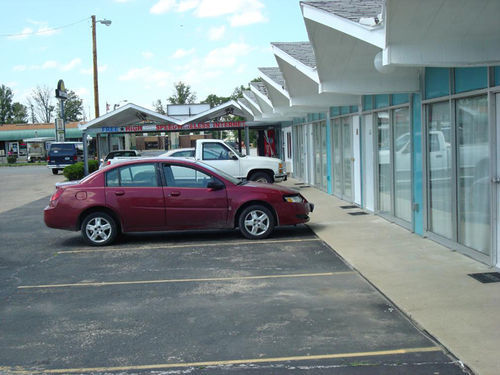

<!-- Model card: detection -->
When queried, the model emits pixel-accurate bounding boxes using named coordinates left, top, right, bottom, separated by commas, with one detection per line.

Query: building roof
left=302, top=0, right=384, bottom=23
left=258, top=67, right=286, bottom=88
left=0, top=121, right=81, bottom=132
left=242, top=90, right=258, bottom=104
left=271, top=42, right=316, bottom=69
left=250, top=81, right=270, bottom=98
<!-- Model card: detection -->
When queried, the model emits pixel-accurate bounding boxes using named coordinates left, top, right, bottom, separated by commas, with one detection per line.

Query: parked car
left=46, top=142, right=83, bottom=175
left=99, top=150, right=141, bottom=169
left=44, top=158, right=313, bottom=246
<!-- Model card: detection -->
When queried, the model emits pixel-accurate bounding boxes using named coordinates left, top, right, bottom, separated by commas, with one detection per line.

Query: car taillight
left=47, top=156, right=50, bottom=162
left=73, top=155, right=78, bottom=161
left=106, top=161, right=111, bottom=165
left=50, top=188, right=64, bottom=207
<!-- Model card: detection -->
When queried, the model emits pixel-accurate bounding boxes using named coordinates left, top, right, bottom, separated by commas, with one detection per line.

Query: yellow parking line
left=18, top=271, right=353, bottom=289
left=57, top=238, right=322, bottom=254
left=0, top=346, right=442, bottom=374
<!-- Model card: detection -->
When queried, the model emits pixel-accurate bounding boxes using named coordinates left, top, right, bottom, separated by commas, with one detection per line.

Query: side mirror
left=207, top=180, right=225, bottom=191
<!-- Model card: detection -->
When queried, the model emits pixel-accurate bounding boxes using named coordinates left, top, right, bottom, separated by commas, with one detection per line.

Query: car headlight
left=283, top=194, right=303, bottom=203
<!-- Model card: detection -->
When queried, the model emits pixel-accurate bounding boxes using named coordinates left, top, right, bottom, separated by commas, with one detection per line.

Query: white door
left=352, top=115, right=361, bottom=205
left=363, top=114, right=375, bottom=212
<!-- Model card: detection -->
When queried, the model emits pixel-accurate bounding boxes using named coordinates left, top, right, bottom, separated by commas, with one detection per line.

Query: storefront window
left=393, top=108, right=412, bottom=222
left=377, top=112, right=391, bottom=214
left=456, top=95, right=490, bottom=254
left=428, top=102, right=453, bottom=239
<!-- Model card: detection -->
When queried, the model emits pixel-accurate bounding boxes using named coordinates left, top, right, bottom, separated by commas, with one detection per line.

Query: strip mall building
left=236, top=0, right=500, bottom=268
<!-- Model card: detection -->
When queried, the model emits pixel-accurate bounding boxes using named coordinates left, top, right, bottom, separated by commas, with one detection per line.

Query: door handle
left=435, top=154, right=443, bottom=158
left=170, top=191, right=181, bottom=197
left=114, top=191, right=125, bottom=196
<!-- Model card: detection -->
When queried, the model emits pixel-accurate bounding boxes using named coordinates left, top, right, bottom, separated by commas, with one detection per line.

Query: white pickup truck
left=105, top=139, right=287, bottom=183
left=165, top=139, right=287, bottom=183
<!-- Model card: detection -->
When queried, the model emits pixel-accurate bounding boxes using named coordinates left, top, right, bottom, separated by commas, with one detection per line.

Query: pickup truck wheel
left=238, top=205, right=274, bottom=239
left=52, top=169, right=58, bottom=175
left=81, top=212, right=117, bottom=246
left=249, top=171, right=273, bottom=183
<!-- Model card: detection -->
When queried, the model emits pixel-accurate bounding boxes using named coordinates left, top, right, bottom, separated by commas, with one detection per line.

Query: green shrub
left=7, top=155, right=17, bottom=164
left=63, top=160, right=99, bottom=180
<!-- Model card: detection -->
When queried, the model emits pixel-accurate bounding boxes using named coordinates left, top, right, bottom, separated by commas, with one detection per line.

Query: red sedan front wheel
left=238, top=205, right=274, bottom=239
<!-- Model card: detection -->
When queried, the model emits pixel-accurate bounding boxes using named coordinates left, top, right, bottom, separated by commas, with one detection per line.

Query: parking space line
left=18, top=271, right=353, bottom=289
left=0, top=346, right=442, bottom=374
left=57, top=238, right=322, bottom=254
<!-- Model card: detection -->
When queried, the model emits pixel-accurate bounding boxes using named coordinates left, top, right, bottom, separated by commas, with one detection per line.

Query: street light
left=91, top=15, right=111, bottom=119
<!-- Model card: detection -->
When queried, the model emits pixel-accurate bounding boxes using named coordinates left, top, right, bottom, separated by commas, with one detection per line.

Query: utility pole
left=91, top=15, right=99, bottom=119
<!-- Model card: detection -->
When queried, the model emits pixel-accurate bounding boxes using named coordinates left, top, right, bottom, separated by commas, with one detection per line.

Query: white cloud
left=229, top=9, right=267, bottom=27
left=8, top=21, right=60, bottom=40
left=204, top=42, right=253, bottom=68
left=150, top=0, right=176, bottom=14
left=176, top=0, right=200, bottom=12
left=79, top=65, right=108, bottom=75
left=61, top=58, right=82, bottom=72
left=208, top=25, right=225, bottom=41
left=119, top=66, right=172, bottom=87
left=142, top=51, right=154, bottom=59
left=74, top=87, right=89, bottom=97
left=172, top=48, right=195, bottom=59
left=150, top=0, right=266, bottom=26
left=8, top=27, right=33, bottom=40
left=41, top=60, right=58, bottom=69
left=13, top=65, right=27, bottom=72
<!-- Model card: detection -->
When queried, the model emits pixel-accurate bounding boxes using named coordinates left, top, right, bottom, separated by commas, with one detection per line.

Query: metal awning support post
left=83, top=130, right=89, bottom=176
left=244, top=124, right=250, bottom=155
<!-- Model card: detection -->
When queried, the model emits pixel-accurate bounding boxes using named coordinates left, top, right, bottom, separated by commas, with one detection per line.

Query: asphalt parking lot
left=0, top=168, right=469, bottom=374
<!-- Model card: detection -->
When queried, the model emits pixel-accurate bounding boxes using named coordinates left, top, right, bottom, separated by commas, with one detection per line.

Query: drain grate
left=348, top=211, right=368, bottom=216
left=298, top=185, right=310, bottom=188
left=294, top=183, right=305, bottom=185
left=340, top=205, right=358, bottom=209
left=468, top=272, right=500, bottom=283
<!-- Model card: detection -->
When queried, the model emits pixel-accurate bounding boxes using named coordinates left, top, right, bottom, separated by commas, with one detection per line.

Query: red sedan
left=44, top=158, right=314, bottom=246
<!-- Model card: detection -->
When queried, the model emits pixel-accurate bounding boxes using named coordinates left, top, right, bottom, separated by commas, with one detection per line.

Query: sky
left=0, top=0, right=309, bottom=121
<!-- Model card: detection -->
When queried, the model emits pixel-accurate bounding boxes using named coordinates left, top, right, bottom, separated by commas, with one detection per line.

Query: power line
left=1, top=17, right=90, bottom=38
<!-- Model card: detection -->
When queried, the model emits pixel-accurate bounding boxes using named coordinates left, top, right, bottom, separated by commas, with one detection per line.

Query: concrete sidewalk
left=283, top=178, right=500, bottom=375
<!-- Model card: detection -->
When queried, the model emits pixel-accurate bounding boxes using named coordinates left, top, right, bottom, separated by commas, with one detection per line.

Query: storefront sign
left=98, top=121, right=245, bottom=133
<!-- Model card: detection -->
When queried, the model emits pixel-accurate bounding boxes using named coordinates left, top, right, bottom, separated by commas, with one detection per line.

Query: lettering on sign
left=98, top=122, right=245, bottom=133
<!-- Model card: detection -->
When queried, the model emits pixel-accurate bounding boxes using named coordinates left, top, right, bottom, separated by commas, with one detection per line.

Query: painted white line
left=18, top=271, right=353, bottom=289
left=57, top=238, right=322, bottom=254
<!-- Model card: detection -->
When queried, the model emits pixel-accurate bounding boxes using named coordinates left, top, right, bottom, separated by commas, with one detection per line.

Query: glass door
left=342, top=117, right=353, bottom=201
left=456, top=96, right=490, bottom=255
left=393, top=107, right=412, bottom=222
left=332, top=119, right=342, bottom=197
left=377, top=112, right=391, bottom=214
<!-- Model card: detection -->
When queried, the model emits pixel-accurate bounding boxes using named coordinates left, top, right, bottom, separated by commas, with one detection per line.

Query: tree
left=11, top=102, right=27, bottom=123
left=0, top=84, right=14, bottom=124
left=168, top=81, right=197, bottom=104
left=29, top=85, right=55, bottom=123
left=58, top=90, right=83, bottom=122
left=153, top=99, right=166, bottom=114
left=202, top=94, right=230, bottom=108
